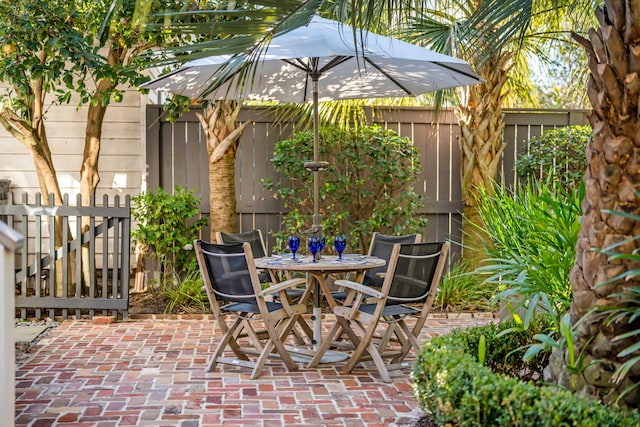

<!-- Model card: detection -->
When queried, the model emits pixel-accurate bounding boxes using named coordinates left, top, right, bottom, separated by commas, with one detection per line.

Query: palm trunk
left=455, top=52, right=512, bottom=269
left=544, top=1, right=640, bottom=406
left=198, top=101, right=251, bottom=240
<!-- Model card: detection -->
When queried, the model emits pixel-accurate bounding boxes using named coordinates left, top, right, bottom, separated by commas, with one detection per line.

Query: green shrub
left=263, top=125, right=426, bottom=253
left=515, top=125, right=590, bottom=190
left=412, top=322, right=640, bottom=426
left=131, top=186, right=208, bottom=287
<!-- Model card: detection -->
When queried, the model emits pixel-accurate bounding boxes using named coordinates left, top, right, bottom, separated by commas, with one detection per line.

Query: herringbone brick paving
left=15, top=314, right=495, bottom=427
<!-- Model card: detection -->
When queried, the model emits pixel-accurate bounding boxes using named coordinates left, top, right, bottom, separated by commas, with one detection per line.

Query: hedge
left=412, top=322, right=640, bottom=426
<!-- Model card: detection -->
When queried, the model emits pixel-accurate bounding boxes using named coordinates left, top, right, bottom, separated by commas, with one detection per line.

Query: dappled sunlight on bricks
left=15, top=315, right=495, bottom=426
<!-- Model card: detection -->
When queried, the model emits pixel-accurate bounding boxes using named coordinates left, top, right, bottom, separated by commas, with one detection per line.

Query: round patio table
left=254, top=254, right=385, bottom=362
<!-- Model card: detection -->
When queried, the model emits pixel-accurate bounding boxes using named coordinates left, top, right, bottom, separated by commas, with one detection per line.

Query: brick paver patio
left=15, top=313, right=495, bottom=427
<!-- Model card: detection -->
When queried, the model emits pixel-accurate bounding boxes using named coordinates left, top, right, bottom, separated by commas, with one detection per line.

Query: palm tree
left=562, top=1, right=640, bottom=405
left=399, top=0, right=594, bottom=268
left=466, top=0, right=639, bottom=405
left=145, top=1, right=323, bottom=238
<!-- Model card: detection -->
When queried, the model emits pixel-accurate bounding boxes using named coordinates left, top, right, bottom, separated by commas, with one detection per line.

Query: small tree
left=263, top=125, right=426, bottom=253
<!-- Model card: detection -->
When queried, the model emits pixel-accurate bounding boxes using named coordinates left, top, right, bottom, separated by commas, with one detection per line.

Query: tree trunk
left=80, top=79, right=111, bottom=291
left=197, top=101, right=251, bottom=241
left=455, top=52, right=512, bottom=269
left=545, top=1, right=640, bottom=407
left=0, top=110, right=75, bottom=295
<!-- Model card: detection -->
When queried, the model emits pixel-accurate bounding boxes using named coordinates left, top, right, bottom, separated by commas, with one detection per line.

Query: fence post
left=1, top=220, right=24, bottom=427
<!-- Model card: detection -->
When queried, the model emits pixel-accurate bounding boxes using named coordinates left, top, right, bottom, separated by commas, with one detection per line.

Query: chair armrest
left=334, top=279, right=384, bottom=299
left=258, top=277, right=306, bottom=296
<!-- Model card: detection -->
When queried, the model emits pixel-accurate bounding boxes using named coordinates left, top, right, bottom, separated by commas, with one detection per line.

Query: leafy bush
left=515, top=125, right=590, bottom=190
left=434, top=261, right=497, bottom=312
left=263, top=125, right=426, bottom=253
left=131, top=186, right=207, bottom=287
left=412, top=322, right=640, bottom=426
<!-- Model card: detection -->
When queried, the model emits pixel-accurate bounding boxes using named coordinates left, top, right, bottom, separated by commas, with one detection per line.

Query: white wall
left=0, top=88, right=147, bottom=203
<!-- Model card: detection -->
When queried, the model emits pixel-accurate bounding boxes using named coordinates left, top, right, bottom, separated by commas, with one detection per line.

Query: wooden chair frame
left=215, top=229, right=313, bottom=343
left=309, top=241, right=449, bottom=383
left=194, top=240, right=308, bottom=379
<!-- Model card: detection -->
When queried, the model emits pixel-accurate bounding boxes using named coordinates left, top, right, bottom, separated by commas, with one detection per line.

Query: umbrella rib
left=432, top=61, right=484, bottom=83
left=283, top=58, right=311, bottom=73
left=318, top=56, right=352, bottom=73
left=363, top=57, right=413, bottom=96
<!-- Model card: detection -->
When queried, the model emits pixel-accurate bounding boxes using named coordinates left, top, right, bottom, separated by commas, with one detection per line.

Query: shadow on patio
left=15, top=313, right=495, bottom=427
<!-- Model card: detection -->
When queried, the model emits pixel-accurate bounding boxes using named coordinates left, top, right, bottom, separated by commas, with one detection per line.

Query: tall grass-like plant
left=162, top=266, right=209, bottom=314
left=474, top=179, right=582, bottom=331
left=434, top=260, right=497, bottom=312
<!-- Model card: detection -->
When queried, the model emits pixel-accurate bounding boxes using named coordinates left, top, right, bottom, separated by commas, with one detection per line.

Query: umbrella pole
left=303, top=72, right=328, bottom=238
left=312, top=74, right=321, bottom=237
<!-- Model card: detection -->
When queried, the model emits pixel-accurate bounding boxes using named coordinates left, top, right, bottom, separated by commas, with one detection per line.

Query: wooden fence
left=146, top=105, right=590, bottom=258
left=0, top=193, right=131, bottom=320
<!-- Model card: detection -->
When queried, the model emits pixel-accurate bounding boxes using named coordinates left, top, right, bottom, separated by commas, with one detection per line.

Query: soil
left=128, top=291, right=170, bottom=315
left=412, top=415, right=440, bottom=427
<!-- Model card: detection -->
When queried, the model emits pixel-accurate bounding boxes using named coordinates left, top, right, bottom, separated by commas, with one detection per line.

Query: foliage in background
left=412, top=321, right=640, bottom=426
left=434, top=260, right=497, bottom=312
left=472, top=178, right=582, bottom=366
left=515, top=125, right=590, bottom=190
left=131, top=186, right=207, bottom=287
left=263, top=125, right=426, bottom=253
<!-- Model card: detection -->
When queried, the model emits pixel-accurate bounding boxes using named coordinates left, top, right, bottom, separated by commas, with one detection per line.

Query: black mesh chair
left=216, top=230, right=270, bottom=282
left=362, top=232, right=422, bottom=288
left=194, top=240, right=307, bottom=379
left=309, top=241, right=449, bottom=383
left=215, top=230, right=312, bottom=343
left=331, top=232, right=421, bottom=301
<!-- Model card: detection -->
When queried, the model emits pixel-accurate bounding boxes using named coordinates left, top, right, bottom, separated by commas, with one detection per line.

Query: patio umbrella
left=143, top=15, right=483, bottom=235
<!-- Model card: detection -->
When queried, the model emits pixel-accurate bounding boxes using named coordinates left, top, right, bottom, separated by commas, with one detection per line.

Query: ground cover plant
left=433, top=260, right=497, bottom=312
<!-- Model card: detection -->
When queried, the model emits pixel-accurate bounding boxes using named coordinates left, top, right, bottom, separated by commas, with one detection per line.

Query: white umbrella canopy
left=146, top=16, right=482, bottom=102
left=144, top=15, right=483, bottom=234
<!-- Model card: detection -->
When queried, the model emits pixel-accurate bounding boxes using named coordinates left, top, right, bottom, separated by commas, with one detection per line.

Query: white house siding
left=0, top=88, right=147, bottom=202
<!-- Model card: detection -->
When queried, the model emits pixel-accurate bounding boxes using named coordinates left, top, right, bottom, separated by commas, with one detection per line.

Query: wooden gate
left=1, top=192, right=131, bottom=320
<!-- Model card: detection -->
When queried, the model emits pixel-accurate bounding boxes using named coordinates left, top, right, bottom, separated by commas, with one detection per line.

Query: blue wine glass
left=288, top=235, right=300, bottom=260
left=334, top=235, right=347, bottom=260
left=308, top=236, right=321, bottom=263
